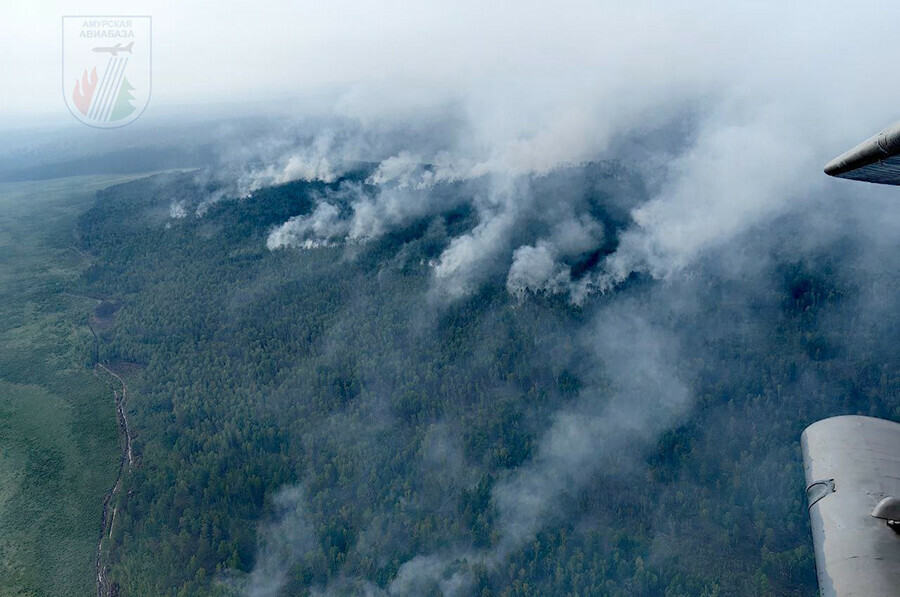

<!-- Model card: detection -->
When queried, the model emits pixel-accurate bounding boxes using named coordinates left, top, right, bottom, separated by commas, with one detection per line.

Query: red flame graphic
left=72, top=67, right=98, bottom=116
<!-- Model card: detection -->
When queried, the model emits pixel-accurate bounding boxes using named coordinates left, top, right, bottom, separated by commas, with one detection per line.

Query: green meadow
left=0, top=175, right=142, bottom=597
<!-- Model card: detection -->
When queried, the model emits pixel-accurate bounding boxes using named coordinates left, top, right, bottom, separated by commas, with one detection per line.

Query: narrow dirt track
left=94, top=363, right=133, bottom=597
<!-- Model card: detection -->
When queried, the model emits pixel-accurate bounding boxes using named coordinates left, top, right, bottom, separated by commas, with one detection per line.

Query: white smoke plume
left=235, top=486, right=317, bottom=597
left=506, top=242, right=572, bottom=299
left=268, top=202, right=349, bottom=250
left=169, top=201, right=187, bottom=219
left=375, top=309, right=691, bottom=596
left=507, top=214, right=605, bottom=299
left=265, top=179, right=470, bottom=250
left=247, top=2, right=900, bottom=305
left=238, top=130, right=346, bottom=192
left=211, top=3, right=900, bottom=594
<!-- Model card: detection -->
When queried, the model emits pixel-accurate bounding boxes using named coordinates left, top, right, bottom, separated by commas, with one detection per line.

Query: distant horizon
left=5, top=4, right=900, bottom=595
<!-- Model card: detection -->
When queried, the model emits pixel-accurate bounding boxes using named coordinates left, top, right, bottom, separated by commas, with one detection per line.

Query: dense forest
left=72, top=164, right=900, bottom=597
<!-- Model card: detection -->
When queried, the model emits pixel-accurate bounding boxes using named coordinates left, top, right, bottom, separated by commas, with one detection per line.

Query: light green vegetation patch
left=0, top=174, right=155, bottom=597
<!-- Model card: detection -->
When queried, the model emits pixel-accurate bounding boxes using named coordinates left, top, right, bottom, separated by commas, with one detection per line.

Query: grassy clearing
left=0, top=174, right=155, bottom=597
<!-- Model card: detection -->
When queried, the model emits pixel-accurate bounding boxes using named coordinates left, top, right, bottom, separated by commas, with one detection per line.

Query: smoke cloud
left=240, top=2, right=900, bottom=304
left=236, top=486, right=317, bottom=597
left=187, top=2, right=900, bottom=595
left=378, top=308, right=691, bottom=596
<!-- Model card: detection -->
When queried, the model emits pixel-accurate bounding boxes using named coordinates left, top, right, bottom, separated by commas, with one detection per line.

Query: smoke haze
left=150, top=5, right=900, bottom=594
left=14, top=2, right=900, bottom=595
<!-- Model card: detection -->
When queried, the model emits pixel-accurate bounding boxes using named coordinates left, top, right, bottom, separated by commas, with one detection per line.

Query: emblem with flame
left=63, top=17, right=151, bottom=128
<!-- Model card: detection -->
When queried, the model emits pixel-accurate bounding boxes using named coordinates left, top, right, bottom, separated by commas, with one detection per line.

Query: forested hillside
left=74, top=166, right=900, bottom=596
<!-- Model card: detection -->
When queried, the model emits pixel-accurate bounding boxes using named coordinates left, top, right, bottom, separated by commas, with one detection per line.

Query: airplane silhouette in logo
left=92, top=42, right=134, bottom=57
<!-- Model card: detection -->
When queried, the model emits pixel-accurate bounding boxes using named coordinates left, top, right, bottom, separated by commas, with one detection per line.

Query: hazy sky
left=5, top=0, right=900, bottom=275
left=6, top=1, right=895, bottom=284
left=6, top=5, right=900, bottom=594
left=3, top=0, right=900, bottom=132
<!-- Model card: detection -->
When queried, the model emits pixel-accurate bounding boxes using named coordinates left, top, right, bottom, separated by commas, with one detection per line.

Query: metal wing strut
left=802, top=416, right=900, bottom=596
left=825, top=122, right=900, bottom=185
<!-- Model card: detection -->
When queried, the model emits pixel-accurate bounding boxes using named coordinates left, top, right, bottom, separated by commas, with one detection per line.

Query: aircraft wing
left=825, top=122, right=900, bottom=185
left=801, top=416, right=900, bottom=597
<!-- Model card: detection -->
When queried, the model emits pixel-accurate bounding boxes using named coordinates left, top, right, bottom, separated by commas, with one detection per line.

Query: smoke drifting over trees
left=58, top=2, right=900, bottom=596
left=172, top=2, right=900, bottom=304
